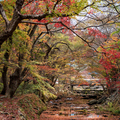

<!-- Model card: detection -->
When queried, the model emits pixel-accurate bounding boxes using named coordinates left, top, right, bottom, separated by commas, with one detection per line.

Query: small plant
left=83, top=109, right=87, bottom=115
left=112, top=110, right=120, bottom=115
left=85, top=91, right=87, bottom=95
left=105, top=101, right=120, bottom=115
left=98, top=105, right=105, bottom=111
left=107, top=102, right=113, bottom=108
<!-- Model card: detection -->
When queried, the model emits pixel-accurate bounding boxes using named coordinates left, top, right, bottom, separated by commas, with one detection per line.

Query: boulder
left=88, top=99, right=97, bottom=105
left=97, top=96, right=107, bottom=104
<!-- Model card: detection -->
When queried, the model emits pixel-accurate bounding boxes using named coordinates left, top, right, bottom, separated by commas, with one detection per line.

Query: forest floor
left=40, top=95, right=120, bottom=120
left=0, top=94, right=120, bottom=120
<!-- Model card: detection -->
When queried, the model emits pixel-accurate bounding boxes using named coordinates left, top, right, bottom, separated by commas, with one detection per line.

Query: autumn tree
left=98, top=37, right=120, bottom=94
left=0, top=0, right=97, bottom=98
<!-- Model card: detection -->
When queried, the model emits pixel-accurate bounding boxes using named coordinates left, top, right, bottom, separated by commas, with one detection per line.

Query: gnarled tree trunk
left=1, top=38, right=12, bottom=95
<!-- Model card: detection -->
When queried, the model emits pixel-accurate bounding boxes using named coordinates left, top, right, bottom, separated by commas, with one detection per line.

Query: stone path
left=40, top=95, right=120, bottom=120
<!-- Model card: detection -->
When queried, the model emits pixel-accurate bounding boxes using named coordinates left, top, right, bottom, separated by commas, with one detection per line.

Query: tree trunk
left=8, top=67, right=28, bottom=98
left=51, top=77, right=58, bottom=87
left=71, top=85, right=74, bottom=91
left=1, top=65, right=9, bottom=95
left=1, top=38, right=12, bottom=95
left=100, top=83, right=106, bottom=93
left=29, top=24, right=37, bottom=39
left=9, top=75, right=22, bottom=98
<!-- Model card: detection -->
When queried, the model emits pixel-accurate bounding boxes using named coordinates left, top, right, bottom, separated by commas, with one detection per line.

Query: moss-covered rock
left=18, top=94, right=47, bottom=120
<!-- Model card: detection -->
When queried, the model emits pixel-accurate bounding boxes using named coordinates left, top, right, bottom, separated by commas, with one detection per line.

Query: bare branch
left=22, top=0, right=34, bottom=8
left=82, top=2, right=95, bottom=10
left=0, top=3, right=9, bottom=27
left=52, top=41, right=73, bottom=53
left=59, top=22, right=98, bottom=52
left=53, top=0, right=61, bottom=10
left=31, top=32, right=47, bottom=57
left=21, top=20, right=48, bottom=25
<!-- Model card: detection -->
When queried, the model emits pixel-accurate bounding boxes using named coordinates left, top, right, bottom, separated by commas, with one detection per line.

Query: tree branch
left=0, top=3, right=9, bottom=27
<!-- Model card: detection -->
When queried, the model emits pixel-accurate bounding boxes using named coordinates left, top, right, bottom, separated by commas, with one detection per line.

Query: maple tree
left=98, top=38, right=120, bottom=94
left=0, top=0, right=94, bottom=98
left=85, top=22, right=120, bottom=94
left=82, top=7, right=120, bottom=93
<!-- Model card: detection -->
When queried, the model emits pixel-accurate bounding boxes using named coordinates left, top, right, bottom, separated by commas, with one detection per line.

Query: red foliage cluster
left=87, top=28, right=107, bottom=38
left=54, top=17, right=71, bottom=28
left=99, top=45, right=120, bottom=92
left=78, top=81, right=89, bottom=86
left=37, top=65, right=57, bottom=74
left=24, top=0, right=72, bottom=32
left=99, top=49, right=120, bottom=70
